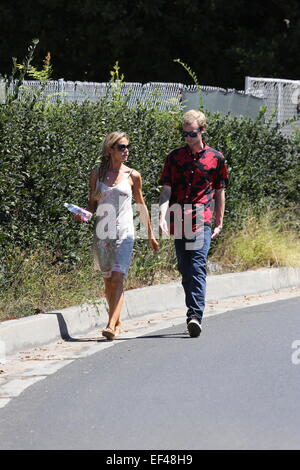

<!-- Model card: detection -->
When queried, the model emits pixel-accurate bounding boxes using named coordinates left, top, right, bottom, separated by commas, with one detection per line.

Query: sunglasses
left=115, top=143, right=131, bottom=151
left=181, top=128, right=202, bottom=138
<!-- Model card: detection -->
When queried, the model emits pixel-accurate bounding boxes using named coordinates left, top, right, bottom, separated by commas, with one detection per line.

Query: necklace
left=106, top=169, right=122, bottom=180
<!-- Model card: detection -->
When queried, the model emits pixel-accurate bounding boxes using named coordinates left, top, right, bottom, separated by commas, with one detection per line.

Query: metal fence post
left=245, top=76, right=251, bottom=93
left=277, top=83, right=283, bottom=124
left=0, top=79, right=6, bottom=104
left=58, top=78, right=65, bottom=102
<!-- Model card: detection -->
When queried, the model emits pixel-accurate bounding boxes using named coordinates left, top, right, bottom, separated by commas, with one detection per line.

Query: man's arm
left=212, top=188, right=225, bottom=240
left=159, top=185, right=172, bottom=235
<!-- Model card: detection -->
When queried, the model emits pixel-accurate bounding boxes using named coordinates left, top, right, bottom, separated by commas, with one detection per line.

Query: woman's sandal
left=115, top=326, right=123, bottom=337
left=102, top=326, right=116, bottom=340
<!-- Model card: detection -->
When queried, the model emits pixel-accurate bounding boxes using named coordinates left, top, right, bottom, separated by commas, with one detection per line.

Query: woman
left=87, top=131, right=158, bottom=340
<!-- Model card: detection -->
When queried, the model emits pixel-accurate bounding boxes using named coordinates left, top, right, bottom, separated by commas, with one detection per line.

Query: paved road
left=0, top=297, right=299, bottom=450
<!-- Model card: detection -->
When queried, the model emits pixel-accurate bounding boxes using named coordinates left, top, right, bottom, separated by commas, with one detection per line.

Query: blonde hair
left=182, top=110, right=208, bottom=131
left=98, top=131, right=129, bottom=182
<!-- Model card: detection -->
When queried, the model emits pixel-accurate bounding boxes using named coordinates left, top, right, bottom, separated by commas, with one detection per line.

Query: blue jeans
left=174, top=226, right=211, bottom=325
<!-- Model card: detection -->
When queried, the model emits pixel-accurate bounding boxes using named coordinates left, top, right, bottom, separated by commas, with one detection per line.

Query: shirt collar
left=186, top=142, right=209, bottom=157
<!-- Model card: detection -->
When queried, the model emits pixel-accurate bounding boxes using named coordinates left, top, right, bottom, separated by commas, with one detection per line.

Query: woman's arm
left=131, top=170, right=159, bottom=251
left=88, top=169, right=99, bottom=214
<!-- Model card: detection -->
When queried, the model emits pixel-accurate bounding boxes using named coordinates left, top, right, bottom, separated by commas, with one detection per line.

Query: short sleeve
left=159, top=154, right=172, bottom=186
left=215, top=155, right=229, bottom=190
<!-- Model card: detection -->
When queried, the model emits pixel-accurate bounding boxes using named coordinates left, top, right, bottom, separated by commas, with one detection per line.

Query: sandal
left=102, top=326, right=116, bottom=340
left=115, top=325, right=123, bottom=337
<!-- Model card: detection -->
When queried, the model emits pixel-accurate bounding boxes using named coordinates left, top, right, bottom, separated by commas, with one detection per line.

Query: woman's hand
left=72, top=213, right=84, bottom=223
left=150, top=236, right=159, bottom=251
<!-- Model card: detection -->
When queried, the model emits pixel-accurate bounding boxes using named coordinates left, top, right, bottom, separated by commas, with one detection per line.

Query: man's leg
left=174, top=227, right=211, bottom=334
left=187, top=226, right=212, bottom=325
left=174, top=237, right=192, bottom=315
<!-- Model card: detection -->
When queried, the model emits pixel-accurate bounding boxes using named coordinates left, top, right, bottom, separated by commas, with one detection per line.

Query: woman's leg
left=103, top=271, right=125, bottom=331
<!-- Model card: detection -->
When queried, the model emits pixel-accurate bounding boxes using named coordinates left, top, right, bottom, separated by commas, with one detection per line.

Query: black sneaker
left=187, top=319, right=202, bottom=338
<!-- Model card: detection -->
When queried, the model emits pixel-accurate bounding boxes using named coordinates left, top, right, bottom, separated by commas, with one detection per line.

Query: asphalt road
left=0, top=297, right=299, bottom=450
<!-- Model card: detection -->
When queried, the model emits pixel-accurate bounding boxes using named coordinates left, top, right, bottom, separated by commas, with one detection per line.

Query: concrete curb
left=1, top=267, right=300, bottom=358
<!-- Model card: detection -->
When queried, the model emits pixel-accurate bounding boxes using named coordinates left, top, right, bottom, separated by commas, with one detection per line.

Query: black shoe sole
left=187, top=321, right=202, bottom=338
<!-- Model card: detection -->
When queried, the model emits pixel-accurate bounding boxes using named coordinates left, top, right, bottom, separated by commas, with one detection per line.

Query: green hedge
left=206, top=112, right=300, bottom=220
left=0, top=94, right=299, bottom=290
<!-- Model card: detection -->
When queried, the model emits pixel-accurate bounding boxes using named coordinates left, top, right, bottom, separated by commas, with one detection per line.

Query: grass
left=210, top=210, right=300, bottom=271
left=0, top=249, right=102, bottom=321
left=0, top=241, right=179, bottom=322
left=1, top=211, right=299, bottom=322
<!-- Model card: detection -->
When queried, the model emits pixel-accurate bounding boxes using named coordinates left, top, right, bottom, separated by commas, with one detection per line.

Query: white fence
left=245, top=76, right=300, bottom=134
left=4, top=80, right=186, bottom=109
left=1, top=79, right=263, bottom=116
left=3, top=77, right=300, bottom=134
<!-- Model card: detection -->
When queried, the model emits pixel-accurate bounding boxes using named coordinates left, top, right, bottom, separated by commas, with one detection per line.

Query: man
left=159, top=110, right=229, bottom=338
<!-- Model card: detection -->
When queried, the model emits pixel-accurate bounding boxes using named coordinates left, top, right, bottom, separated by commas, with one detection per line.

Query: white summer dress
left=94, top=170, right=134, bottom=278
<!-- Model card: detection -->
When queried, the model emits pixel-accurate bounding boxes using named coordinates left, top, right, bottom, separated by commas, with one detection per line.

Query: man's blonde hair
left=182, top=110, right=208, bottom=131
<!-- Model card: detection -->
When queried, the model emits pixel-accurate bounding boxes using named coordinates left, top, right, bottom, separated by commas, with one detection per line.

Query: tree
left=0, top=0, right=299, bottom=89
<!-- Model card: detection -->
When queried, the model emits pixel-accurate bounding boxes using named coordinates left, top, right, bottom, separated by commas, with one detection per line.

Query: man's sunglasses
left=115, top=143, right=131, bottom=151
left=181, top=128, right=202, bottom=138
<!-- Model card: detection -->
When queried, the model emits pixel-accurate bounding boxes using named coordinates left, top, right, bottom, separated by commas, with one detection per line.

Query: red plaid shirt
left=159, top=143, right=229, bottom=235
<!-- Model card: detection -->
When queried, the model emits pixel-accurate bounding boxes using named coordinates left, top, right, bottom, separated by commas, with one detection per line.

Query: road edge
left=1, top=267, right=300, bottom=357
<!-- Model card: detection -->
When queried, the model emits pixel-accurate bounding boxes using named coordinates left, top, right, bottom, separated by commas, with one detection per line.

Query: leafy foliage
left=17, top=51, right=53, bottom=82
left=173, top=58, right=203, bottom=108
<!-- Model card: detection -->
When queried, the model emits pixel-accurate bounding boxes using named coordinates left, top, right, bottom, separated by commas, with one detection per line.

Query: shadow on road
left=46, top=312, right=106, bottom=342
left=113, top=333, right=190, bottom=341
left=47, top=313, right=189, bottom=342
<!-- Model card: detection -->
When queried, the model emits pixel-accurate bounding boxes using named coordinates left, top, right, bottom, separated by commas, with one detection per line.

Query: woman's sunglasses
left=181, top=128, right=202, bottom=138
left=115, top=143, right=131, bottom=151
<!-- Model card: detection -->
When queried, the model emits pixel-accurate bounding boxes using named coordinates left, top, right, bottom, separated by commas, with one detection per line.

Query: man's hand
left=159, top=218, right=169, bottom=236
left=211, top=225, right=222, bottom=240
